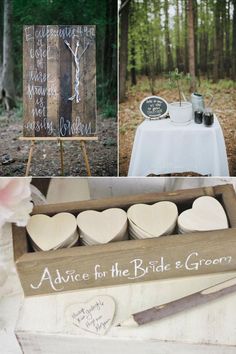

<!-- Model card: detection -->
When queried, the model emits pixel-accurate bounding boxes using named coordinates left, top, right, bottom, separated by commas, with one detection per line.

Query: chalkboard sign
left=140, top=96, right=168, bottom=120
left=23, top=25, right=96, bottom=137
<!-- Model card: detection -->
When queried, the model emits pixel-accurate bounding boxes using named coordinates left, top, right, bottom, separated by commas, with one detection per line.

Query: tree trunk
left=0, top=0, right=16, bottom=110
left=175, top=0, right=181, bottom=70
left=225, top=0, right=231, bottom=77
left=218, top=0, right=225, bottom=79
left=184, top=0, right=189, bottom=73
left=119, top=0, right=130, bottom=102
left=130, top=41, right=137, bottom=86
left=164, top=0, right=174, bottom=72
left=213, top=1, right=221, bottom=82
left=232, top=0, right=236, bottom=80
left=187, top=0, right=196, bottom=91
left=193, top=0, right=198, bottom=77
left=103, top=0, right=117, bottom=99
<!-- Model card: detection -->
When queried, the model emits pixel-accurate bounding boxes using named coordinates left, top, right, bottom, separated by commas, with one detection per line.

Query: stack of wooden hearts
left=26, top=213, right=78, bottom=251
left=178, top=196, right=228, bottom=234
left=127, top=201, right=178, bottom=239
left=77, top=208, right=128, bottom=245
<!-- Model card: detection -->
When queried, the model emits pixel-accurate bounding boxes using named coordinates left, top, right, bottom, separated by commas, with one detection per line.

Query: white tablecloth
left=128, top=117, right=229, bottom=177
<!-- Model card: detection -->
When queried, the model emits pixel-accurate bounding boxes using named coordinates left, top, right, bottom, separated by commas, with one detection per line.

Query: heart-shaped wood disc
left=26, top=213, right=78, bottom=251
left=65, top=295, right=115, bottom=335
left=178, top=196, right=228, bottom=233
left=127, top=201, right=178, bottom=237
left=77, top=208, right=127, bottom=245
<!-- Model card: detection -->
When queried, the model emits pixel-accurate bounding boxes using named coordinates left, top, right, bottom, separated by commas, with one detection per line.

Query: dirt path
left=119, top=79, right=236, bottom=176
left=0, top=113, right=117, bottom=176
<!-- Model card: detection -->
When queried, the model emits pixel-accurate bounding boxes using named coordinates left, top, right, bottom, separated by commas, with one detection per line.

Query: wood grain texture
left=12, top=224, right=28, bottom=261
left=214, top=184, right=236, bottom=228
left=19, top=137, right=98, bottom=141
left=23, top=25, right=96, bottom=137
left=47, top=25, right=59, bottom=136
left=12, top=273, right=236, bottom=354
left=12, top=184, right=236, bottom=297
left=59, top=25, right=72, bottom=137
left=132, top=277, right=236, bottom=325
left=31, top=185, right=217, bottom=216
left=23, top=26, right=35, bottom=137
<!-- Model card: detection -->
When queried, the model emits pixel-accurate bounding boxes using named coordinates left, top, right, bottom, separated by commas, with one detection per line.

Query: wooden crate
left=13, top=184, right=236, bottom=297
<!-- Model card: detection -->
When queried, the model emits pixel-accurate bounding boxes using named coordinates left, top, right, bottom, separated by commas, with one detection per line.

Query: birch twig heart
left=178, top=196, right=228, bottom=233
left=127, top=201, right=178, bottom=239
left=77, top=208, right=128, bottom=245
left=26, top=213, right=78, bottom=251
left=66, top=296, right=115, bottom=335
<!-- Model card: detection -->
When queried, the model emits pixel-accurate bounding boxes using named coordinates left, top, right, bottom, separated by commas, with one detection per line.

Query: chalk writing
left=27, top=84, right=57, bottom=99
left=25, top=26, right=95, bottom=42
left=23, top=25, right=96, bottom=137
left=60, top=116, right=92, bottom=136
left=23, top=118, right=54, bottom=135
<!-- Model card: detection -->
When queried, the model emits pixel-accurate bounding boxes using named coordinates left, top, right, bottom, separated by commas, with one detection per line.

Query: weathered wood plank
left=47, top=25, right=60, bottom=136
left=215, top=184, right=236, bottom=228
left=12, top=184, right=236, bottom=297
left=23, top=25, right=97, bottom=138
left=15, top=228, right=236, bottom=296
left=34, top=25, right=48, bottom=137
left=23, top=26, right=35, bottom=137
left=58, top=25, right=72, bottom=137
left=83, top=25, right=96, bottom=134
left=12, top=224, right=28, bottom=261
left=31, top=185, right=216, bottom=216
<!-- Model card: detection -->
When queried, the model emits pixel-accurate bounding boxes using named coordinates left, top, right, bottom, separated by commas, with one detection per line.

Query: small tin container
left=203, top=111, right=214, bottom=127
left=191, top=93, right=205, bottom=112
left=194, top=110, right=203, bottom=124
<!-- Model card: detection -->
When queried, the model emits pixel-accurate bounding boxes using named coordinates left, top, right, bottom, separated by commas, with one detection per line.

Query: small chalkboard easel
left=22, top=25, right=98, bottom=176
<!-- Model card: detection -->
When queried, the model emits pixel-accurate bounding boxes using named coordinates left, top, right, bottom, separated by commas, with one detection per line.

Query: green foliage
left=168, top=69, right=191, bottom=105
left=13, top=99, right=23, bottom=120
left=101, top=102, right=117, bottom=119
left=127, top=0, right=236, bottom=83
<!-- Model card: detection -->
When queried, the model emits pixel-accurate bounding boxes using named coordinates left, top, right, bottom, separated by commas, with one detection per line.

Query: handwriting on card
left=66, top=296, right=115, bottom=335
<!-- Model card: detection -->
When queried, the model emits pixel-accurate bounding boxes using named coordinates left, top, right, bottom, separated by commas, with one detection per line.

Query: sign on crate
left=23, top=25, right=96, bottom=137
left=13, top=184, right=236, bottom=297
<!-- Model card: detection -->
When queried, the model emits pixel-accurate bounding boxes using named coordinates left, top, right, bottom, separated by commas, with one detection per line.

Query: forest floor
left=119, top=77, right=236, bottom=176
left=0, top=106, right=117, bottom=176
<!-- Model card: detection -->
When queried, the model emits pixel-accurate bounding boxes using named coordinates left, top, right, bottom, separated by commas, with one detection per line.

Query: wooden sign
left=13, top=184, right=236, bottom=297
left=140, top=96, right=168, bottom=119
left=23, top=25, right=96, bottom=137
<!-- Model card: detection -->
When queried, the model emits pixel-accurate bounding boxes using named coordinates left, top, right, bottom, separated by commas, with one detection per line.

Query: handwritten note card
left=66, top=296, right=115, bottom=335
left=23, top=25, right=96, bottom=137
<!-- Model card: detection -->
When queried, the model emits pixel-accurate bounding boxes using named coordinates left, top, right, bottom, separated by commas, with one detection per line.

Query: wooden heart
left=127, top=201, right=178, bottom=237
left=26, top=213, right=77, bottom=251
left=178, top=196, right=228, bottom=232
left=77, top=208, right=127, bottom=244
left=66, top=296, right=115, bottom=335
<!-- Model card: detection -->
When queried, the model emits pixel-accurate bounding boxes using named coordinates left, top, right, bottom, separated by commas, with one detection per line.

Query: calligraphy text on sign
left=23, top=25, right=96, bottom=137
left=30, top=251, right=232, bottom=292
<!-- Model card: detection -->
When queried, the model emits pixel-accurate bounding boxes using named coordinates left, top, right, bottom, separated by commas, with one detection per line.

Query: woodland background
left=119, top=0, right=236, bottom=176
left=0, top=0, right=117, bottom=176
